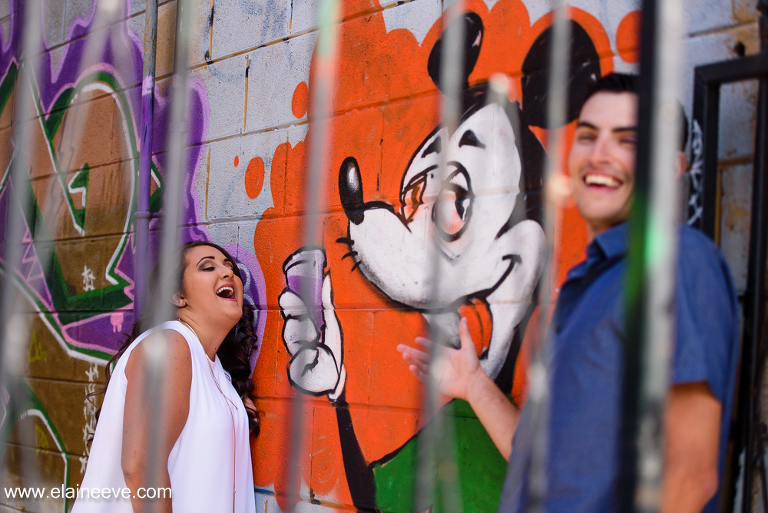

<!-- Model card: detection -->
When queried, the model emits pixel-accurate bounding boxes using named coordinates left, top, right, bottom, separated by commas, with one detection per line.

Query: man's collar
left=567, top=223, right=629, bottom=280
left=591, top=222, right=629, bottom=260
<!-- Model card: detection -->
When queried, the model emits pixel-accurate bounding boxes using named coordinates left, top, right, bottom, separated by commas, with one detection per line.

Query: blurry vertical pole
left=619, top=0, right=684, bottom=510
left=525, top=1, right=570, bottom=511
left=415, top=2, right=464, bottom=512
left=42, top=0, right=121, bottom=233
left=284, top=0, right=339, bottom=508
left=0, top=0, right=43, bottom=449
left=142, top=0, right=193, bottom=508
left=742, top=2, right=768, bottom=512
left=134, top=0, right=159, bottom=325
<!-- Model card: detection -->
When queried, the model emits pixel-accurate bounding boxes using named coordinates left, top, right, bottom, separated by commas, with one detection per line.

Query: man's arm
left=397, top=318, right=520, bottom=460
left=661, top=382, right=721, bottom=513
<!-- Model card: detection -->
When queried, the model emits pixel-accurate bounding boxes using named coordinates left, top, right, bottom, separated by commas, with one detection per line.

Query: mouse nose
left=339, top=157, right=364, bottom=225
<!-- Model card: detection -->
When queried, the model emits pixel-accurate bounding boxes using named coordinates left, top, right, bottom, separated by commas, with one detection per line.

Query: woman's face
left=179, top=245, right=244, bottom=328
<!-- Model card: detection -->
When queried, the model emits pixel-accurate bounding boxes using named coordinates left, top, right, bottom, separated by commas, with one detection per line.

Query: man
left=398, top=73, right=739, bottom=512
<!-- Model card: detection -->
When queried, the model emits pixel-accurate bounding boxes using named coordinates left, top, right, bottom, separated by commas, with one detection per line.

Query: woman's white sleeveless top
left=73, top=321, right=256, bottom=513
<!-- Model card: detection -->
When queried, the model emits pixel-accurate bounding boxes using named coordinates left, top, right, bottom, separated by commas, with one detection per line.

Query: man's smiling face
left=568, top=91, right=638, bottom=240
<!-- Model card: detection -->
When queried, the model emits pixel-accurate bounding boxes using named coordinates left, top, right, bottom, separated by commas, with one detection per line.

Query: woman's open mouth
left=216, top=285, right=237, bottom=300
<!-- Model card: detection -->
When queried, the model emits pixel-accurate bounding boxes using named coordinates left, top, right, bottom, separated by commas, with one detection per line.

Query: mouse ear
left=520, top=20, right=600, bottom=128
left=428, top=12, right=484, bottom=92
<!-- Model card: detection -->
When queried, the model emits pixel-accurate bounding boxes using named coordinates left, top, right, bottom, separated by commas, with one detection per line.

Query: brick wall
left=0, top=0, right=759, bottom=511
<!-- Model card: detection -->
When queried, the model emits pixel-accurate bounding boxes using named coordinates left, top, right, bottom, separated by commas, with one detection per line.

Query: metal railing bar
left=141, top=0, right=194, bottom=508
left=524, top=1, right=570, bottom=511
left=134, top=0, right=159, bottom=326
left=413, top=2, right=465, bottom=511
left=619, top=0, right=684, bottom=510
left=0, top=0, right=45, bottom=493
left=695, top=52, right=768, bottom=84
left=738, top=7, right=768, bottom=509
left=283, top=0, right=340, bottom=508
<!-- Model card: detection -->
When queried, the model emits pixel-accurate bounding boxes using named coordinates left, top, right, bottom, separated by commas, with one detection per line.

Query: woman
left=74, top=241, right=259, bottom=513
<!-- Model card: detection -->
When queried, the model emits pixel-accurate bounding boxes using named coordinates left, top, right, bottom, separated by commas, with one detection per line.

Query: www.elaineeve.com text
left=4, top=486, right=171, bottom=500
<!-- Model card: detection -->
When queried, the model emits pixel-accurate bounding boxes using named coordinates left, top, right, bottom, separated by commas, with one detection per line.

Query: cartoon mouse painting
left=278, top=11, right=600, bottom=512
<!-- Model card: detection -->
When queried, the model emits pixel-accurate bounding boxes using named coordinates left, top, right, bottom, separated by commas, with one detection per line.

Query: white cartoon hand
left=279, top=258, right=345, bottom=399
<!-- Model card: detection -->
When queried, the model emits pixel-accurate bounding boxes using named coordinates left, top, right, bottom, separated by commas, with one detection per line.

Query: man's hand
left=397, top=317, right=486, bottom=402
left=397, top=317, right=520, bottom=460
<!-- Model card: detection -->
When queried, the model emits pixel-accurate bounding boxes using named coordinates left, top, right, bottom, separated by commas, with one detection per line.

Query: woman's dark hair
left=92, top=241, right=260, bottom=437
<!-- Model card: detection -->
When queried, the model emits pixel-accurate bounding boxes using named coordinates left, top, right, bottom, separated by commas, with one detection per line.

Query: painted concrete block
left=331, top=308, right=375, bottom=397
left=138, top=0, right=212, bottom=70
left=0, top=84, right=11, bottom=128
left=0, top=441, right=70, bottom=512
left=25, top=376, right=105, bottom=458
left=255, top=487, right=338, bottom=513
left=287, top=123, right=309, bottom=147
left=521, top=0, right=640, bottom=27
left=191, top=0, right=216, bottom=68
left=0, top=15, right=11, bottom=48
left=211, top=0, right=291, bottom=59
left=245, top=31, right=317, bottom=132
left=27, top=315, right=108, bottom=383
left=235, top=218, right=263, bottom=258
left=127, top=8, right=146, bottom=50
left=549, top=0, right=640, bottom=44
left=290, top=0, right=317, bottom=35
left=369, top=309, right=428, bottom=408
left=0, top=127, right=10, bottom=183
left=205, top=128, right=288, bottom=222
left=720, top=162, right=752, bottom=294
left=43, top=0, right=67, bottom=48
left=129, top=0, right=145, bottom=16
left=191, top=55, right=248, bottom=141
left=334, top=402, right=425, bottom=500
left=192, top=145, right=210, bottom=216
left=65, top=0, right=133, bottom=43
left=147, top=0, right=212, bottom=75
left=206, top=218, right=241, bottom=248
left=292, top=0, right=383, bottom=36
left=520, top=0, right=551, bottom=25
left=717, top=79, right=758, bottom=161
left=30, top=162, right=135, bottom=241
left=65, top=0, right=95, bottom=38
left=55, top=89, right=135, bottom=172
left=734, top=0, right=760, bottom=23
left=283, top=107, right=382, bottom=216
left=129, top=0, right=172, bottom=16
left=382, top=0, right=442, bottom=45
left=683, top=0, right=733, bottom=35
left=50, top=235, right=132, bottom=301
left=156, top=0, right=178, bottom=76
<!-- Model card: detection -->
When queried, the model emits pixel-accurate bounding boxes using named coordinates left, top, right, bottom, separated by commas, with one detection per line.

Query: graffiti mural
left=0, top=0, right=749, bottom=511
left=0, top=1, right=265, bottom=510
left=249, top=0, right=635, bottom=510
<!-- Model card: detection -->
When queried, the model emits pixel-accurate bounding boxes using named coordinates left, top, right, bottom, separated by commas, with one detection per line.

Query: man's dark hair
left=578, top=72, right=689, bottom=152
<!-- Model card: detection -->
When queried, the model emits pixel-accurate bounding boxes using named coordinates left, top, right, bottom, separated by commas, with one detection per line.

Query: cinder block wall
left=0, top=0, right=759, bottom=511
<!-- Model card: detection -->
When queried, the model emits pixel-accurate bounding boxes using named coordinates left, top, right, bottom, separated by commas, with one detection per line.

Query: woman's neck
left=176, top=314, right=228, bottom=361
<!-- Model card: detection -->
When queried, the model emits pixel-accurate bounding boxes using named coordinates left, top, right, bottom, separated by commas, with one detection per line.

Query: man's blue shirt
left=498, top=223, right=739, bottom=513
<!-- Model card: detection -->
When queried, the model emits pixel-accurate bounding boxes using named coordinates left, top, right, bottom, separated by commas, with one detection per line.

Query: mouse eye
left=400, top=173, right=427, bottom=222
left=434, top=169, right=472, bottom=240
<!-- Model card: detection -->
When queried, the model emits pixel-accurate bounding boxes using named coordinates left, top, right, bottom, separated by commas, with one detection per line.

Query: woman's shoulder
left=124, top=325, right=193, bottom=382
